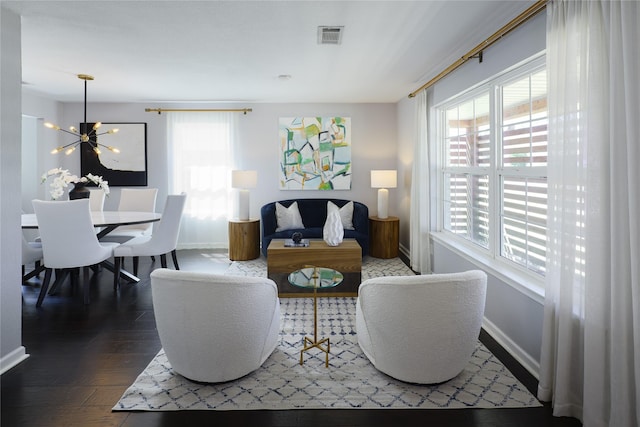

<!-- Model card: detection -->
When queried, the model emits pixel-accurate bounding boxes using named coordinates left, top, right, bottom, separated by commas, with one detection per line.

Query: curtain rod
left=145, top=108, right=253, bottom=115
left=408, top=0, right=547, bottom=98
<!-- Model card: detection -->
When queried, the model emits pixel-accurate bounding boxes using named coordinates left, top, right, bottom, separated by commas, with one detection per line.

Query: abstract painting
left=80, top=122, right=148, bottom=186
left=279, top=117, right=351, bottom=190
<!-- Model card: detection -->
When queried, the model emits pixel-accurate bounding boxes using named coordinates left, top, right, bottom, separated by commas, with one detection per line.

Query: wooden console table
left=228, top=219, right=260, bottom=261
left=369, top=216, right=399, bottom=259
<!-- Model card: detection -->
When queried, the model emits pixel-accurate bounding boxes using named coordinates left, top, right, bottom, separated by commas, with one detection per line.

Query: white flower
left=41, top=168, right=110, bottom=200
left=84, top=173, right=110, bottom=195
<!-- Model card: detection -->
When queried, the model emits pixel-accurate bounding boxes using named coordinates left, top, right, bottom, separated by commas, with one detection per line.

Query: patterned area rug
left=114, top=296, right=541, bottom=411
left=226, top=256, right=416, bottom=281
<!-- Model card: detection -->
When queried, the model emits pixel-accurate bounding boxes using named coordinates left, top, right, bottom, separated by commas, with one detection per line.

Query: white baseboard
left=176, top=243, right=228, bottom=250
left=482, top=317, right=540, bottom=380
left=0, top=346, right=29, bottom=375
left=399, top=243, right=409, bottom=258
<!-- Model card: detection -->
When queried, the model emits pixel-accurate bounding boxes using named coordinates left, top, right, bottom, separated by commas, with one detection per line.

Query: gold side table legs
left=289, top=266, right=343, bottom=368
left=300, top=336, right=330, bottom=367
left=299, top=286, right=330, bottom=367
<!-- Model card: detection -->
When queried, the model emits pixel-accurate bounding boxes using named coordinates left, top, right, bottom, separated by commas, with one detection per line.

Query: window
left=167, top=111, right=234, bottom=249
left=442, top=93, right=491, bottom=248
left=439, top=60, right=547, bottom=276
left=500, top=69, right=548, bottom=274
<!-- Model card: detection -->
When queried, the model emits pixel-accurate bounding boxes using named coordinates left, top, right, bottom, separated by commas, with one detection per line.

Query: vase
left=323, top=209, right=344, bottom=246
left=69, top=183, right=90, bottom=200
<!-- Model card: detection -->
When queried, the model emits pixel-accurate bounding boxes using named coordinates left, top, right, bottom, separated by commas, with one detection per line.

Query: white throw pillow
left=275, top=201, right=304, bottom=232
left=328, top=201, right=354, bottom=230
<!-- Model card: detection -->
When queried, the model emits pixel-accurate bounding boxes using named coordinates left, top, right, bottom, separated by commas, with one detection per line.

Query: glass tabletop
left=288, top=267, right=344, bottom=290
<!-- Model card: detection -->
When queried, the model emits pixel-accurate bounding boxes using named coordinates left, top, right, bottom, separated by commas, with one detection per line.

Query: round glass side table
left=288, top=266, right=343, bottom=367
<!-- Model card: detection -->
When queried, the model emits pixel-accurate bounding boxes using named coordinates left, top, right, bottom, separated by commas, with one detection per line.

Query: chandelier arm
left=94, top=142, right=116, bottom=150
left=62, top=142, right=82, bottom=155
left=94, top=131, right=113, bottom=137
left=57, top=128, right=81, bottom=137
left=59, top=139, right=82, bottom=149
left=86, top=139, right=107, bottom=148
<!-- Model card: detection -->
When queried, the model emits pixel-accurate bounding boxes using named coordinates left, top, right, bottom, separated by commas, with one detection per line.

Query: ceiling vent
left=318, top=26, right=344, bottom=45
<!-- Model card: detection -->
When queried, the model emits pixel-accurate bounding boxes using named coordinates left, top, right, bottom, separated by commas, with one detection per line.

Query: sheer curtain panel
left=410, top=89, right=431, bottom=274
left=167, top=112, right=234, bottom=249
left=538, top=1, right=640, bottom=426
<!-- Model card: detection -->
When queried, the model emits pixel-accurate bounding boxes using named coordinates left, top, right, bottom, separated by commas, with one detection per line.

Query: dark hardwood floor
left=3, top=250, right=582, bottom=427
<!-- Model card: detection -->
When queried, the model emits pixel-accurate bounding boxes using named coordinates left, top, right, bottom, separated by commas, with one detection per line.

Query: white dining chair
left=105, top=188, right=158, bottom=239
left=88, top=189, right=106, bottom=234
left=88, top=188, right=106, bottom=211
left=113, top=193, right=186, bottom=290
left=32, top=199, right=120, bottom=306
left=22, top=235, right=44, bottom=283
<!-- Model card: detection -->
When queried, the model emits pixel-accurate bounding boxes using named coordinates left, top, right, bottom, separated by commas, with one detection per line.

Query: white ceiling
left=5, top=0, right=536, bottom=104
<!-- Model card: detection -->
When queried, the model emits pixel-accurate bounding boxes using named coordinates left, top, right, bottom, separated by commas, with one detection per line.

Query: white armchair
left=356, top=270, right=487, bottom=384
left=150, top=268, right=281, bottom=383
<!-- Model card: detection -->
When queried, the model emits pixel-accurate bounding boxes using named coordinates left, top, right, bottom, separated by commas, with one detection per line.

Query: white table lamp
left=371, top=170, right=397, bottom=219
left=232, top=170, right=258, bottom=221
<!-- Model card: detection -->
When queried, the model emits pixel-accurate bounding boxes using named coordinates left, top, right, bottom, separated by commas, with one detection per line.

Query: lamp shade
left=370, top=170, right=397, bottom=189
left=231, top=170, right=258, bottom=189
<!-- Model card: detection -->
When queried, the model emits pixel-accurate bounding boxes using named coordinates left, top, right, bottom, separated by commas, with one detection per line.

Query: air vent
left=318, top=26, right=344, bottom=45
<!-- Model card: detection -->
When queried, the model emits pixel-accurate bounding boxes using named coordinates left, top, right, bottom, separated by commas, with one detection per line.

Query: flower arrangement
left=41, top=168, right=110, bottom=200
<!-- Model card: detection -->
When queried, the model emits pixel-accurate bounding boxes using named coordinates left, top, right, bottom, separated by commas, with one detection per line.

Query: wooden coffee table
left=267, top=239, right=362, bottom=296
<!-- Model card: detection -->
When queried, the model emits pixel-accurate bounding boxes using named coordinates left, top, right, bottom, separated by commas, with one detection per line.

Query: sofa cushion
left=275, top=201, right=304, bottom=232
left=328, top=200, right=354, bottom=230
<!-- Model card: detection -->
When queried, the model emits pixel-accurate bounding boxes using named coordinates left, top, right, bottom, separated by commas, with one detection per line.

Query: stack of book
left=284, top=238, right=309, bottom=247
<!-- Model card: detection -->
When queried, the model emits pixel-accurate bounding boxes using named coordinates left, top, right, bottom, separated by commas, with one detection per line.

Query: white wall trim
left=432, top=232, right=545, bottom=304
left=177, top=243, right=228, bottom=250
left=399, top=242, right=410, bottom=260
left=482, top=316, right=540, bottom=380
left=0, top=347, right=29, bottom=375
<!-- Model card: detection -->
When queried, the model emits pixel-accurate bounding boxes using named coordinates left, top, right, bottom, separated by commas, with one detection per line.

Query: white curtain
left=410, top=89, right=431, bottom=273
left=538, top=1, right=640, bottom=426
left=167, top=111, right=235, bottom=249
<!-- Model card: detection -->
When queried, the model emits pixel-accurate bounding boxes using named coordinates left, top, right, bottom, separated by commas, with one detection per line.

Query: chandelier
left=46, top=74, right=120, bottom=155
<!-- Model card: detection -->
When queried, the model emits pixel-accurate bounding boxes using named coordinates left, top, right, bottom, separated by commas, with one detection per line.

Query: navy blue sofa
left=260, top=199, right=369, bottom=257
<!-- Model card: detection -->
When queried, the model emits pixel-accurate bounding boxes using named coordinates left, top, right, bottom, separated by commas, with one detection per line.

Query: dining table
left=21, top=210, right=162, bottom=283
